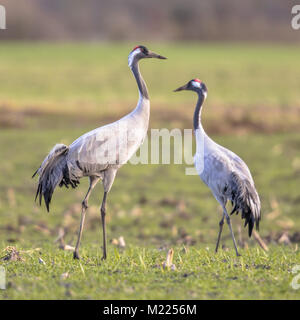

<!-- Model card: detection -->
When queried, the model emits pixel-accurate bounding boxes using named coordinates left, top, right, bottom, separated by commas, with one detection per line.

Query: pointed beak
left=148, top=51, right=167, bottom=59
left=173, top=84, right=188, bottom=92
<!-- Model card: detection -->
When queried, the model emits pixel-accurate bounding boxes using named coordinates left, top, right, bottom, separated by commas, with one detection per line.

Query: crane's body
left=175, top=79, right=260, bottom=256
left=195, top=129, right=253, bottom=199
left=33, top=46, right=166, bottom=260
left=66, top=96, right=150, bottom=181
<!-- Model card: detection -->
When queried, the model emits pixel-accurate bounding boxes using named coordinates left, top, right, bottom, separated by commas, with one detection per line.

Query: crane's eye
left=141, top=47, right=148, bottom=55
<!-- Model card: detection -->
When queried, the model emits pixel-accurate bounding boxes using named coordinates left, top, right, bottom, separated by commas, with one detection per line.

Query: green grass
left=0, top=43, right=300, bottom=299
left=0, top=43, right=299, bottom=114
left=1, top=245, right=299, bottom=300
left=0, top=127, right=300, bottom=299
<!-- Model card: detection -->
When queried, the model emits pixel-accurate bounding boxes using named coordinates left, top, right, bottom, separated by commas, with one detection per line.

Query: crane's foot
left=73, top=251, right=80, bottom=260
left=101, top=251, right=107, bottom=261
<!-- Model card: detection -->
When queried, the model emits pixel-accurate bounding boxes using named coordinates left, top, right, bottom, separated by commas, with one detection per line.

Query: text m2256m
left=148, top=304, right=196, bottom=315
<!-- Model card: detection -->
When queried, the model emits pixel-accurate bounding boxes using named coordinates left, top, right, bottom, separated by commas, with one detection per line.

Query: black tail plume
left=230, top=172, right=261, bottom=237
left=33, top=144, right=69, bottom=212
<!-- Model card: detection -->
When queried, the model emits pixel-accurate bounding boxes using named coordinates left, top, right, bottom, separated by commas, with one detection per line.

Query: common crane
left=174, top=79, right=261, bottom=256
left=33, top=45, right=167, bottom=260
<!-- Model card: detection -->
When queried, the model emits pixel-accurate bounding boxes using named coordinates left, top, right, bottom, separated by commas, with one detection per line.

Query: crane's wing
left=217, top=145, right=253, bottom=182
left=229, top=171, right=261, bottom=237
left=32, top=144, right=68, bottom=178
left=216, top=145, right=261, bottom=237
left=66, top=120, right=145, bottom=177
left=67, top=123, right=119, bottom=175
left=33, top=144, right=70, bottom=211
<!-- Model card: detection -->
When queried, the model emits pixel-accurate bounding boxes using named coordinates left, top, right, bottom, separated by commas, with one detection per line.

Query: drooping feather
left=229, top=172, right=261, bottom=237
left=33, top=144, right=70, bottom=212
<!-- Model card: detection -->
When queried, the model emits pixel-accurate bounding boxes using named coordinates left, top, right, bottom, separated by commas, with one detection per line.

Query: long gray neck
left=193, top=92, right=205, bottom=131
left=131, top=59, right=149, bottom=100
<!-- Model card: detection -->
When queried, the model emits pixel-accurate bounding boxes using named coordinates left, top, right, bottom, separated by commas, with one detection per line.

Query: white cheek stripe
left=192, top=81, right=207, bottom=98
left=128, top=48, right=141, bottom=67
left=192, top=81, right=201, bottom=88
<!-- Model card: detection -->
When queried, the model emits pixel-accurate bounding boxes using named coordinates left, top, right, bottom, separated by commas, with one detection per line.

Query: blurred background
left=0, top=0, right=300, bottom=299
left=1, top=0, right=298, bottom=42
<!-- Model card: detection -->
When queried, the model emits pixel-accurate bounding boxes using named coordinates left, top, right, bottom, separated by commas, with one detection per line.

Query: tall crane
left=33, top=45, right=167, bottom=260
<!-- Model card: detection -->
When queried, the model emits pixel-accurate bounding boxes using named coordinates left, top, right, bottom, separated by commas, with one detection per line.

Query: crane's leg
left=100, top=191, right=108, bottom=260
left=224, top=208, right=240, bottom=256
left=215, top=211, right=225, bottom=253
left=74, top=176, right=100, bottom=260
left=100, top=169, right=117, bottom=260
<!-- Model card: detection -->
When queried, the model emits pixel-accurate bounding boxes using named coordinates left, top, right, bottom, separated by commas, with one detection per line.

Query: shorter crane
left=174, top=79, right=261, bottom=256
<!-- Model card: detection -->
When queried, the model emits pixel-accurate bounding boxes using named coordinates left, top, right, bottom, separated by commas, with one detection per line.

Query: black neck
left=131, top=60, right=149, bottom=100
left=193, top=92, right=205, bottom=130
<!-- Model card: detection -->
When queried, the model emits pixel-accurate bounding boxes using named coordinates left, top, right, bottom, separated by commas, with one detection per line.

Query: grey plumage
left=33, top=46, right=167, bottom=260
left=174, top=79, right=261, bottom=256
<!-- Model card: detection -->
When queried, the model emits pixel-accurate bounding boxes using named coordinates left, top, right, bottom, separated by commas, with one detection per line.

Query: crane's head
left=174, top=79, right=208, bottom=99
left=128, top=45, right=167, bottom=67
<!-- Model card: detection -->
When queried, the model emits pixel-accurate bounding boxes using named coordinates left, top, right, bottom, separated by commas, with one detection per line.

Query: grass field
left=0, top=43, right=300, bottom=300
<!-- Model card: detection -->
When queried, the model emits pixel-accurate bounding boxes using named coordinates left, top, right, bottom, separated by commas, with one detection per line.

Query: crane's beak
left=173, top=83, right=188, bottom=92
left=148, top=51, right=167, bottom=59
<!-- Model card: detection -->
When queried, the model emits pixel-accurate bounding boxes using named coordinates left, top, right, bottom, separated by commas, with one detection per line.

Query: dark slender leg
left=225, top=212, right=241, bottom=257
left=215, top=212, right=225, bottom=253
left=73, top=176, right=100, bottom=260
left=101, top=192, right=108, bottom=260
left=73, top=201, right=88, bottom=260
